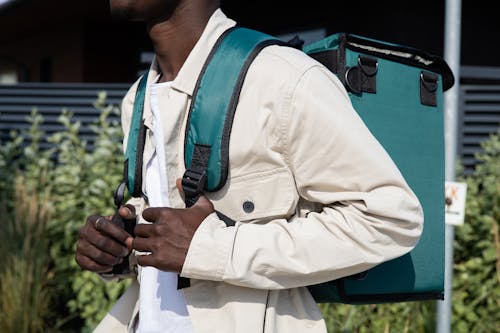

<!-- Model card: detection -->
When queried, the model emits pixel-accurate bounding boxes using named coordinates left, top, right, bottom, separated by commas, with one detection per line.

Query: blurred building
left=1, top=0, right=500, bottom=84
left=0, top=0, right=499, bottom=174
left=0, top=0, right=149, bottom=83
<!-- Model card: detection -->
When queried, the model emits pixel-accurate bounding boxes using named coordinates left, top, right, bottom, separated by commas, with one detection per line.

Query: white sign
left=445, top=181, right=467, bottom=226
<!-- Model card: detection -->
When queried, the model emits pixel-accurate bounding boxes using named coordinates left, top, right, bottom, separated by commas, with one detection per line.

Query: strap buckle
left=113, top=181, right=127, bottom=208
left=181, top=169, right=207, bottom=207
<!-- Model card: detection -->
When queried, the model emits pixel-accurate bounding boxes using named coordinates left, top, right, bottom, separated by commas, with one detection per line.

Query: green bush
left=453, top=131, right=500, bottom=333
left=0, top=175, right=53, bottom=333
left=0, top=93, right=129, bottom=333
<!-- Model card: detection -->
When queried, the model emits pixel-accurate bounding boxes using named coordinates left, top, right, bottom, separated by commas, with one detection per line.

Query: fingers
left=90, top=215, right=134, bottom=248
left=132, top=237, right=151, bottom=253
left=75, top=253, right=113, bottom=274
left=192, top=194, right=214, bottom=212
left=136, top=253, right=155, bottom=268
left=85, top=227, right=130, bottom=258
left=142, top=196, right=213, bottom=224
left=76, top=241, right=124, bottom=266
left=134, top=223, right=155, bottom=238
left=119, top=204, right=136, bottom=219
left=142, top=207, right=169, bottom=223
left=76, top=220, right=126, bottom=273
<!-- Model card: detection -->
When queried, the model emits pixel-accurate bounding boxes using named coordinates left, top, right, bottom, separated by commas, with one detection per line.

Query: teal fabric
left=305, top=37, right=446, bottom=303
left=302, top=33, right=342, bottom=53
left=345, top=52, right=445, bottom=298
left=185, top=27, right=276, bottom=191
left=125, top=74, right=147, bottom=194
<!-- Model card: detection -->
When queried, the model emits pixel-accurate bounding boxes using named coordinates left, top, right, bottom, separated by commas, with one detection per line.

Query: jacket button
left=243, top=201, right=254, bottom=213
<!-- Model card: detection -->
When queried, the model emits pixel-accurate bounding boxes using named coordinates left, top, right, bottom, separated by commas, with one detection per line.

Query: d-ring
left=95, top=217, right=104, bottom=231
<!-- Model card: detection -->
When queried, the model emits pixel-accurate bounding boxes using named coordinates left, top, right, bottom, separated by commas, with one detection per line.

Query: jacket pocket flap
left=207, top=167, right=298, bottom=222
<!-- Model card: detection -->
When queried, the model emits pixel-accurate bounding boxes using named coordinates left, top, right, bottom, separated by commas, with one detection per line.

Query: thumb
left=177, top=177, right=213, bottom=212
left=118, top=204, right=136, bottom=219
left=176, top=178, right=185, bottom=200
left=191, top=193, right=214, bottom=213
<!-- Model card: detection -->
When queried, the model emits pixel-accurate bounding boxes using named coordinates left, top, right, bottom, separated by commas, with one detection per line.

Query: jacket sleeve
left=181, top=65, right=424, bottom=289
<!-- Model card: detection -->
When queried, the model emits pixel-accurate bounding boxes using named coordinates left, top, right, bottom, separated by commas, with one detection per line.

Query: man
left=76, top=0, right=424, bottom=332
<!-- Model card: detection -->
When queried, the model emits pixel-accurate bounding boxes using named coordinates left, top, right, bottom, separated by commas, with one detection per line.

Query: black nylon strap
left=182, top=144, right=211, bottom=207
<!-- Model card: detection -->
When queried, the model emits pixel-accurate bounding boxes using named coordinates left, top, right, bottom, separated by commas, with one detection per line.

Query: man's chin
left=109, top=7, right=140, bottom=21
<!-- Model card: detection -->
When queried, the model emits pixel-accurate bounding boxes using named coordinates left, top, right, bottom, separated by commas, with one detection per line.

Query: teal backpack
left=118, top=26, right=454, bottom=303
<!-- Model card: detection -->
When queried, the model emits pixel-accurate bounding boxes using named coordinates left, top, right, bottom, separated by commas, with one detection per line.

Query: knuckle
left=159, top=209, right=171, bottom=220
left=76, top=240, right=85, bottom=254
left=155, top=223, right=168, bottom=235
left=78, top=226, right=89, bottom=239
left=152, top=238, right=163, bottom=252
left=86, top=215, right=97, bottom=225
left=89, top=263, right=102, bottom=272
left=75, top=253, right=83, bottom=267
left=95, top=251, right=112, bottom=265
left=152, top=224, right=161, bottom=235
left=95, top=236, right=111, bottom=251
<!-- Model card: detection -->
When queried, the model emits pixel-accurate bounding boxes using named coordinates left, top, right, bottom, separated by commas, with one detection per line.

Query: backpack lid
left=304, top=33, right=455, bottom=91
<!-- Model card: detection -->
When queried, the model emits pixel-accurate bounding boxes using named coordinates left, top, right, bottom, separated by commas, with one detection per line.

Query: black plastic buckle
left=181, top=169, right=207, bottom=207
left=114, top=181, right=127, bottom=208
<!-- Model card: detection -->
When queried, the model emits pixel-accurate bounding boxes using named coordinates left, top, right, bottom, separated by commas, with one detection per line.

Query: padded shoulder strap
left=124, top=74, right=148, bottom=198
left=182, top=27, right=285, bottom=206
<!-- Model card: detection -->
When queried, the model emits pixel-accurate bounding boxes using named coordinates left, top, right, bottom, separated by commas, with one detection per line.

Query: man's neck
left=146, top=3, right=218, bottom=83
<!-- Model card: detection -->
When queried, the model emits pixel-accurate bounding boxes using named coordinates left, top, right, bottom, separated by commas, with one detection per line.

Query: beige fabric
left=95, top=9, right=423, bottom=333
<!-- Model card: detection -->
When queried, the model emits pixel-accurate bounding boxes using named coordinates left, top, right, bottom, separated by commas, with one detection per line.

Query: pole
left=437, top=0, right=462, bottom=332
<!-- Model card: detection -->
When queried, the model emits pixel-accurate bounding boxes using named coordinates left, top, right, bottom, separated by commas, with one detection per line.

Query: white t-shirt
left=136, top=80, right=194, bottom=333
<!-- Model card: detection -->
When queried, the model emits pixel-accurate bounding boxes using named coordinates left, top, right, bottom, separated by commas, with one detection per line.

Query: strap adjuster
left=113, top=181, right=127, bottom=208
left=182, top=169, right=207, bottom=207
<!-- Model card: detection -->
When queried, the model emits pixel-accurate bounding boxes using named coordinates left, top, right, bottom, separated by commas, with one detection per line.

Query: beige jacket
left=94, top=9, right=423, bottom=333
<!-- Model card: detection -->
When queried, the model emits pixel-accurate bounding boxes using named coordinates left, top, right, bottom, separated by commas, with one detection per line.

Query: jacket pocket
left=206, top=167, right=299, bottom=222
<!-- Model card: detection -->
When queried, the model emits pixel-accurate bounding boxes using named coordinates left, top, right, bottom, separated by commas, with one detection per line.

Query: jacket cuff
left=180, top=212, right=236, bottom=281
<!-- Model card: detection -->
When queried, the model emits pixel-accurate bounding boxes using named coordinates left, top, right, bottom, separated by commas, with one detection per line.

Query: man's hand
left=75, top=205, right=135, bottom=273
left=132, top=195, right=214, bottom=273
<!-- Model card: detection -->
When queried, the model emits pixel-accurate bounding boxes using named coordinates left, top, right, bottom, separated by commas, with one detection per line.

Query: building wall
left=1, top=23, right=84, bottom=82
left=1, top=1, right=499, bottom=83
left=82, top=20, right=150, bottom=84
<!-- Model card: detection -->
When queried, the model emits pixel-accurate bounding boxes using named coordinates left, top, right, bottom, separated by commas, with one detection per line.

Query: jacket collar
left=147, top=9, right=237, bottom=97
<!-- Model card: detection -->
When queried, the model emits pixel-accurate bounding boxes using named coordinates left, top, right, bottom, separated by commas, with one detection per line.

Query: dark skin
left=75, top=0, right=218, bottom=274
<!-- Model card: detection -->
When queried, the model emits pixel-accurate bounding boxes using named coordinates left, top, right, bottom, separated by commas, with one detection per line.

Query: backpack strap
left=114, top=74, right=148, bottom=206
left=182, top=27, right=285, bottom=207
left=120, top=28, right=284, bottom=207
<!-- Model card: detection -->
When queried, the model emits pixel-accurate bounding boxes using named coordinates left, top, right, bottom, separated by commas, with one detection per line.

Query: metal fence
left=0, top=82, right=129, bottom=150
left=458, top=66, right=500, bottom=175
left=1, top=67, right=499, bottom=175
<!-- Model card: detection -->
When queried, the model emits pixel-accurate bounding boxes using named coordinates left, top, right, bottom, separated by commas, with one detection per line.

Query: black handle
left=110, top=210, right=136, bottom=275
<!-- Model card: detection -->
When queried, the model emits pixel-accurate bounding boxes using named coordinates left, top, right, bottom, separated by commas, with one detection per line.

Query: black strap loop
left=182, top=144, right=211, bottom=207
left=420, top=71, right=439, bottom=106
